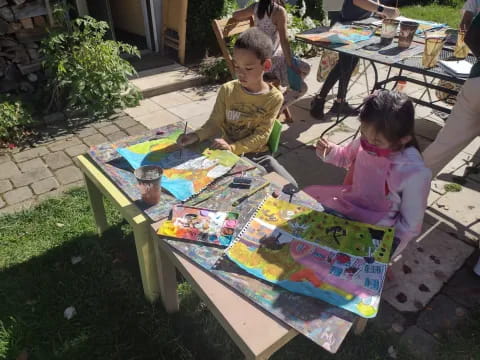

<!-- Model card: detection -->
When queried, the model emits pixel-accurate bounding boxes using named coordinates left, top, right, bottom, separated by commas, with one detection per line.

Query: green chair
left=268, top=120, right=282, bottom=155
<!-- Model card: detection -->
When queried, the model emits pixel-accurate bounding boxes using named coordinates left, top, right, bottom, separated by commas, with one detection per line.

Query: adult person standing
left=310, top=0, right=400, bottom=120
left=422, top=11, right=480, bottom=275
left=460, top=0, right=480, bottom=30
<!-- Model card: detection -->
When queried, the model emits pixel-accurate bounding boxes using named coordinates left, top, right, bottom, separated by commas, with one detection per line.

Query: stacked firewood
left=0, top=0, right=51, bottom=93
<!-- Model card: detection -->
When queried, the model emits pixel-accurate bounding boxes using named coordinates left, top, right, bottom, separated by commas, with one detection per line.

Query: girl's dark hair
left=257, top=0, right=285, bottom=19
left=359, top=90, right=419, bottom=151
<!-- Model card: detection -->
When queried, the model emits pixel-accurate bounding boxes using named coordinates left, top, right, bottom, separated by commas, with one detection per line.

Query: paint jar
left=398, top=21, right=419, bottom=49
left=381, top=19, right=400, bottom=44
left=422, top=36, right=445, bottom=68
left=445, top=28, right=458, bottom=45
left=454, top=30, right=469, bottom=59
left=134, top=165, right=163, bottom=205
left=396, top=80, right=407, bottom=92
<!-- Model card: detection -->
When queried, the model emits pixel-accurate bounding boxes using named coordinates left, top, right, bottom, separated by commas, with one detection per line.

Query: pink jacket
left=325, top=139, right=432, bottom=255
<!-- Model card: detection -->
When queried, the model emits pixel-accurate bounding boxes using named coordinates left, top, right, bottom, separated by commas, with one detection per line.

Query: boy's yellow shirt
left=195, top=80, right=283, bottom=155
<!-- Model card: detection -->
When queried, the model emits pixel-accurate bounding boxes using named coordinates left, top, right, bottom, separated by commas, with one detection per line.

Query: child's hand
left=211, top=138, right=232, bottom=151
left=315, top=138, right=332, bottom=159
left=177, top=133, right=199, bottom=147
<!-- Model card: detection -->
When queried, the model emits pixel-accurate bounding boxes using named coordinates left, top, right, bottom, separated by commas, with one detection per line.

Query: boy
left=177, top=27, right=298, bottom=187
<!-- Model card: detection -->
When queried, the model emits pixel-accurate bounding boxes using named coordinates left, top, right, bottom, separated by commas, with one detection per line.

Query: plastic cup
left=134, top=165, right=163, bottom=205
left=398, top=21, right=419, bottom=49
left=381, top=19, right=400, bottom=43
left=422, top=36, right=444, bottom=68
left=454, top=30, right=469, bottom=59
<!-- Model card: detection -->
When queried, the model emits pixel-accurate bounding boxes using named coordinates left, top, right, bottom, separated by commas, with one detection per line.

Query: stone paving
left=1, top=57, right=479, bottom=358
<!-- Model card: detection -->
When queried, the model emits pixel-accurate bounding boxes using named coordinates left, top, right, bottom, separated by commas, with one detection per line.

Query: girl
left=305, top=90, right=432, bottom=257
left=231, top=0, right=311, bottom=113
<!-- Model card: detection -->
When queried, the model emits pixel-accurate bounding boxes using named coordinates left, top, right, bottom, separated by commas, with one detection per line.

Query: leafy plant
left=40, top=10, right=141, bottom=118
left=198, top=57, right=232, bottom=83
left=0, top=97, right=33, bottom=147
left=285, top=1, right=321, bottom=58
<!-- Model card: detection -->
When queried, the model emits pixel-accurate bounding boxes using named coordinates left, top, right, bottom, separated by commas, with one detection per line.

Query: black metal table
left=297, top=26, right=476, bottom=137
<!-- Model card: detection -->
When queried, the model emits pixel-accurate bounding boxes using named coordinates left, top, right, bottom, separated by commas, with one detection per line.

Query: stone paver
left=0, top=197, right=4, bottom=209
left=18, top=158, right=45, bottom=172
left=3, top=186, right=33, bottom=205
left=400, top=326, right=439, bottom=360
left=0, top=161, right=21, bottom=179
left=98, top=124, right=120, bottom=136
left=417, top=294, right=468, bottom=338
left=383, top=221, right=474, bottom=312
left=0, top=179, right=12, bottom=193
left=124, top=99, right=163, bottom=118
left=107, top=131, right=128, bottom=142
left=75, top=126, right=98, bottom=138
left=11, top=167, right=53, bottom=187
left=0, top=153, right=10, bottom=164
left=43, top=151, right=73, bottom=170
left=135, top=109, right=182, bottom=130
left=114, top=116, right=138, bottom=129
left=150, top=92, right=192, bottom=108
left=31, top=177, right=60, bottom=195
left=184, top=112, right=209, bottom=130
left=65, top=144, right=89, bottom=157
left=12, top=147, right=49, bottom=163
left=0, top=199, right=35, bottom=215
left=125, top=124, right=148, bottom=136
left=55, top=165, right=83, bottom=185
left=83, top=133, right=108, bottom=147
left=167, top=98, right=216, bottom=120
left=48, top=137, right=82, bottom=152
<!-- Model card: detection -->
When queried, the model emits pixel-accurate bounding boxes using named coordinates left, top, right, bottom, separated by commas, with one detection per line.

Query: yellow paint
left=356, top=301, right=377, bottom=317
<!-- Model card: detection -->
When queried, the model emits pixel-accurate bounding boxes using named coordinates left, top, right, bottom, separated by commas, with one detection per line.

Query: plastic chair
left=268, top=120, right=282, bottom=155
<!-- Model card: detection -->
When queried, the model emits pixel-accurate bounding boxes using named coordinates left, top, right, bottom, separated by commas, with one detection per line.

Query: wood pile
left=0, top=0, right=51, bottom=94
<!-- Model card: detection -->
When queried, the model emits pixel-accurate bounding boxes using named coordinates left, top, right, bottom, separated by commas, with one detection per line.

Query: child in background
left=177, top=27, right=298, bottom=187
left=230, top=0, right=311, bottom=113
left=305, top=90, right=432, bottom=257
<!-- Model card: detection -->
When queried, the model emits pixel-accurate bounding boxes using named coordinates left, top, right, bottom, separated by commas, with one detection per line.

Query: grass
left=0, top=188, right=478, bottom=359
left=400, top=0, right=463, bottom=28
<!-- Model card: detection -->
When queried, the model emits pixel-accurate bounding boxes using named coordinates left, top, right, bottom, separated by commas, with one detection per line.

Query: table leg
left=83, top=174, right=109, bottom=236
left=132, top=219, right=161, bottom=303
left=353, top=317, right=368, bottom=335
left=154, top=239, right=180, bottom=313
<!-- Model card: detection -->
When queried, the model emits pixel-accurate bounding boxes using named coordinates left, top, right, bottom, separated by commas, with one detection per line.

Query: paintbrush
left=226, top=166, right=257, bottom=176
left=180, top=122, right=188, bottom=159
left=232, top=181, right=270, bottom=207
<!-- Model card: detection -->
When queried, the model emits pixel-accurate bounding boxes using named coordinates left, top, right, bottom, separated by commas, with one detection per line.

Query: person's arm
left=231, top=4, right=255, bottom=21
left=465, top=13, right=480, bottom=57
left=460, top=11, right=474, bottom=31
left=323, top=138, right=361, bottom=169
left=352, top=0, right=400, bottom=18
left=273, top=6, right=294, bottom=68
left=392, top=168, right=432, bottom=256
left=195, top=86, right=227, bottom=142
left=229, top=93, right=283, bottom=155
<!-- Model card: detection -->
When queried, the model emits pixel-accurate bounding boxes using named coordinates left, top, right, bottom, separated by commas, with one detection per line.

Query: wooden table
left=76, top=136, right=367, bottom=358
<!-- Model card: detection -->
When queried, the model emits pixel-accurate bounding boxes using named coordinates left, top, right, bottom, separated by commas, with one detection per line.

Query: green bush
left=199, top=57, right=232, bottom=83
left=0, top=98, right=33, bottom=146
left=186, top=0, right=238, bottom=57
left=40, top=13, right=141, bottom=118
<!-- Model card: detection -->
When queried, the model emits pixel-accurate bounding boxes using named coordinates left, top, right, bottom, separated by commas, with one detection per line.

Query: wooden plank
left=12, top=0, right=47, bottom=20
left=156, top=237, right=297, bottom=359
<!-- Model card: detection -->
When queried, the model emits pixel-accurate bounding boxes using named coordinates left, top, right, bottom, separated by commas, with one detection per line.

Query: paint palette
left=157, top=205, right=240, bottom=246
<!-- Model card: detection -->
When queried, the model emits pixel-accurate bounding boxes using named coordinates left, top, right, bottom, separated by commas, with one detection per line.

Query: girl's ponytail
left=257, top=0, right=285, bottom=19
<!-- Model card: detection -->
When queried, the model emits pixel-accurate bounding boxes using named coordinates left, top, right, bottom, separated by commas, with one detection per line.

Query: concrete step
left=130, top=63, right=205, bottom=98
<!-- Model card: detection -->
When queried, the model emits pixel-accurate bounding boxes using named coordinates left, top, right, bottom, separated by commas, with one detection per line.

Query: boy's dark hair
left=234, top=28, right=273, bottom=63
left=359, top=90, right=420, bottom=150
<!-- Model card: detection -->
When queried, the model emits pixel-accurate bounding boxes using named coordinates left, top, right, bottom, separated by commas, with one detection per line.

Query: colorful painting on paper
left=117, top=132, right=240, bottom=201
left=296, top=25, right=374, bottom=44
left=226, top=197, right=394, bottom=318
left=158, top=205, right=240, bottom=246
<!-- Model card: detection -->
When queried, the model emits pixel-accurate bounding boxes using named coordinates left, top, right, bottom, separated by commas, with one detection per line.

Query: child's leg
left=281, top=58, right=312, bottom=111
left=246, top=153, right=298, bottom=188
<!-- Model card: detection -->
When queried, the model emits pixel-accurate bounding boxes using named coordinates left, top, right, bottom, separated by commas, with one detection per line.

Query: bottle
left=396, top=80, right=407, bottom=92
